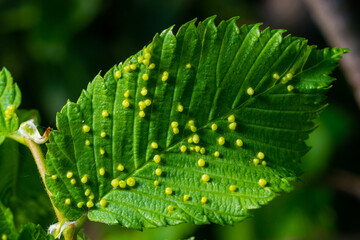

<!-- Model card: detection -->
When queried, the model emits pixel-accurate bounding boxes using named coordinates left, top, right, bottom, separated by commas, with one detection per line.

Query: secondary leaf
left=0, top=201, right=52, bottom=240
left=0, top=110, right=54, bottom=228
left=0, top=68, right=21, bottom=145
left=45, top=17, right=347, bottom=229
left=0, top=201, right=18, bottom=240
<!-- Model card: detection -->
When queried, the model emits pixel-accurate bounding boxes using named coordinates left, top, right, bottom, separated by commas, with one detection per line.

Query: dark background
left=1, top=0, right=359, bottom=239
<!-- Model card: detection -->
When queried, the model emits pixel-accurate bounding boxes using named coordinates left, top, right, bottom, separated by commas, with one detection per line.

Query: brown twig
left=302, top=0, right=360, bottom=107
left=329, top=169, right=360, bottom=200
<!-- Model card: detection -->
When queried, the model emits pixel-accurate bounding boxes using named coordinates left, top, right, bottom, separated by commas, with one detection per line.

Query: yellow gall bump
left=165, top=187, right=173, bottom=195
left=247, top=87, right=254, bottom=96
left=86, top=200, right=94, bottom=208
left=287, top=85, right=294, bottom=92
left=272, top=73, right=280, bottom=80
left=162, top=71, right=169, bottom=82
left=99, top=199, right=107, bottom=207
left=80, top=175, right=88, bottom=184
left=200, top=147, right=206, bottom=154
left=281, top=77, right=288, bottom=84
left=130, top=64, right=136, bottom=70
left=202, top=174, right=210, bottom=182
left=197, top=158, right=205, bottom=167
left=281, top=76, right=290, bottom=84
left=119, top=180, right=126, bottom=188
left=167, top=205, right=174, bottom=212
left=66, top=172, right=73, bottom=178
left=180, top=145, right=187, bottom=152
left=114, top=70, right=121, bottom=79
left=127, top=177, right=136, bottom=187
left=111, top=179, right=119, bottom=188
left=142, top=73, right=149, bottom=81
left=144, top=48, right=150, bottom=54
left=85, top=189, right=91, bottom=196
left=124, top=90, right=130, bottom=98
left=257, top=152, right=265, bottom=159
left=77, top=202, right=84, bottom=208
left=188, top=120, right=195, bottom=125
left=70, top=178, right=76, bottom=185
left=51, top=175, right=57, bottom=180
left=100, top=131, right=106, bottom=138
left=262, top=161, right=267, bottom=167
left=139, top=111, right=146, bottom=118
left=102, top=110, right=109, bottom=118
left=183, top=194, right=190, bottom=201
left=187, top=137, right=193, bottom=143
left=85, top=140, right=91, bottom=146
left=148, top=63, right=156, bottom=69
left=236, top=139, right=243, bottom=147
left=229, top=185, right=237, bottom=192
left=192, top=134, right=200, bottom=144
left=172, top=127, right=179, bottom=134
left=117, top=164, right=125, bottom=171
left=2, top=234, right=7, bottom=240
left=201, top=196, right=208, bottom=204
left=214, top=151, right=220, bottom=157
left=89, top=194, right=94, bottom=200
left=151, top=142, right=158, bottom=149
left=65, top=198, right=71, bottom=205
left=253, top=158, right=260, bottom=166
left=286, top=73, right=293, bottom=80
left=211, top=123, right=218, bottom=131
left=155, top=168, right=162, bottom=176
left=228, top=114, right=235, bottom=122
left=229, top=122, right=237, bottom=130
left=144, top=99, right=151, bottom=106
left=218, top=137, right=225, bottom=145
left=177, top=104, right=184, bottom=112
left=122, top=99, right=130, bottom=108
left=7, top=105, right=15, bottom=111
left=4, top=105, right=15, bottom=120
left=100, top=148, right=105, bottom=155
left=99, top=167, right=105, bottom=176
left=123, top=65, right=130, bottom=72
left=153, top=154, right=161, bottom=163
left=258, top=178, right=267, bottom=187
left=138, top=101, right=146, bottom=110
left=190, top=126, right=197, bottom=132
left=144, top=53, right=151, bottom=59
left=141, top=88, right=148, bottom=96
left=82, top=125, right=90, bottom=133
left=143, top=59, right=150, bottom=66
left=138, top=56, right=144, bottom=63
left=171, top=121, right=178, bottom=128
left=186, top=63, right=191, bottom=69
left=195, top=146, right=200, bottom=152
left=154, top=180, right=160, bottom=186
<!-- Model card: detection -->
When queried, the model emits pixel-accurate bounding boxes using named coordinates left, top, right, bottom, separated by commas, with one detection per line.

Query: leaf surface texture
left=45, top=17, right=347, bottom=228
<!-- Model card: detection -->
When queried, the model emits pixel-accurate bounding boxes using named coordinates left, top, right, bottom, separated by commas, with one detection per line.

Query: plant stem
left=25, top=138, right=64, bottom=222
left=25, top=137, right=88, bottom=239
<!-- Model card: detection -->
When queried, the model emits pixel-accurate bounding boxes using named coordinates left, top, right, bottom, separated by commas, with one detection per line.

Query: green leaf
left=0, top=135, right=54, bottom=228
left=0, top=68, right=22, bottom=145
left=1, top=201, right=53, bottom=240
left=45, top=17, right=347, bottom=229
left=0, top=201, right=19, bottom=240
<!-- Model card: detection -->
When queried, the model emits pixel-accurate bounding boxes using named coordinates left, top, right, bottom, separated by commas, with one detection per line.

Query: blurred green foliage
left=1, top=0, right=359, bottom=239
